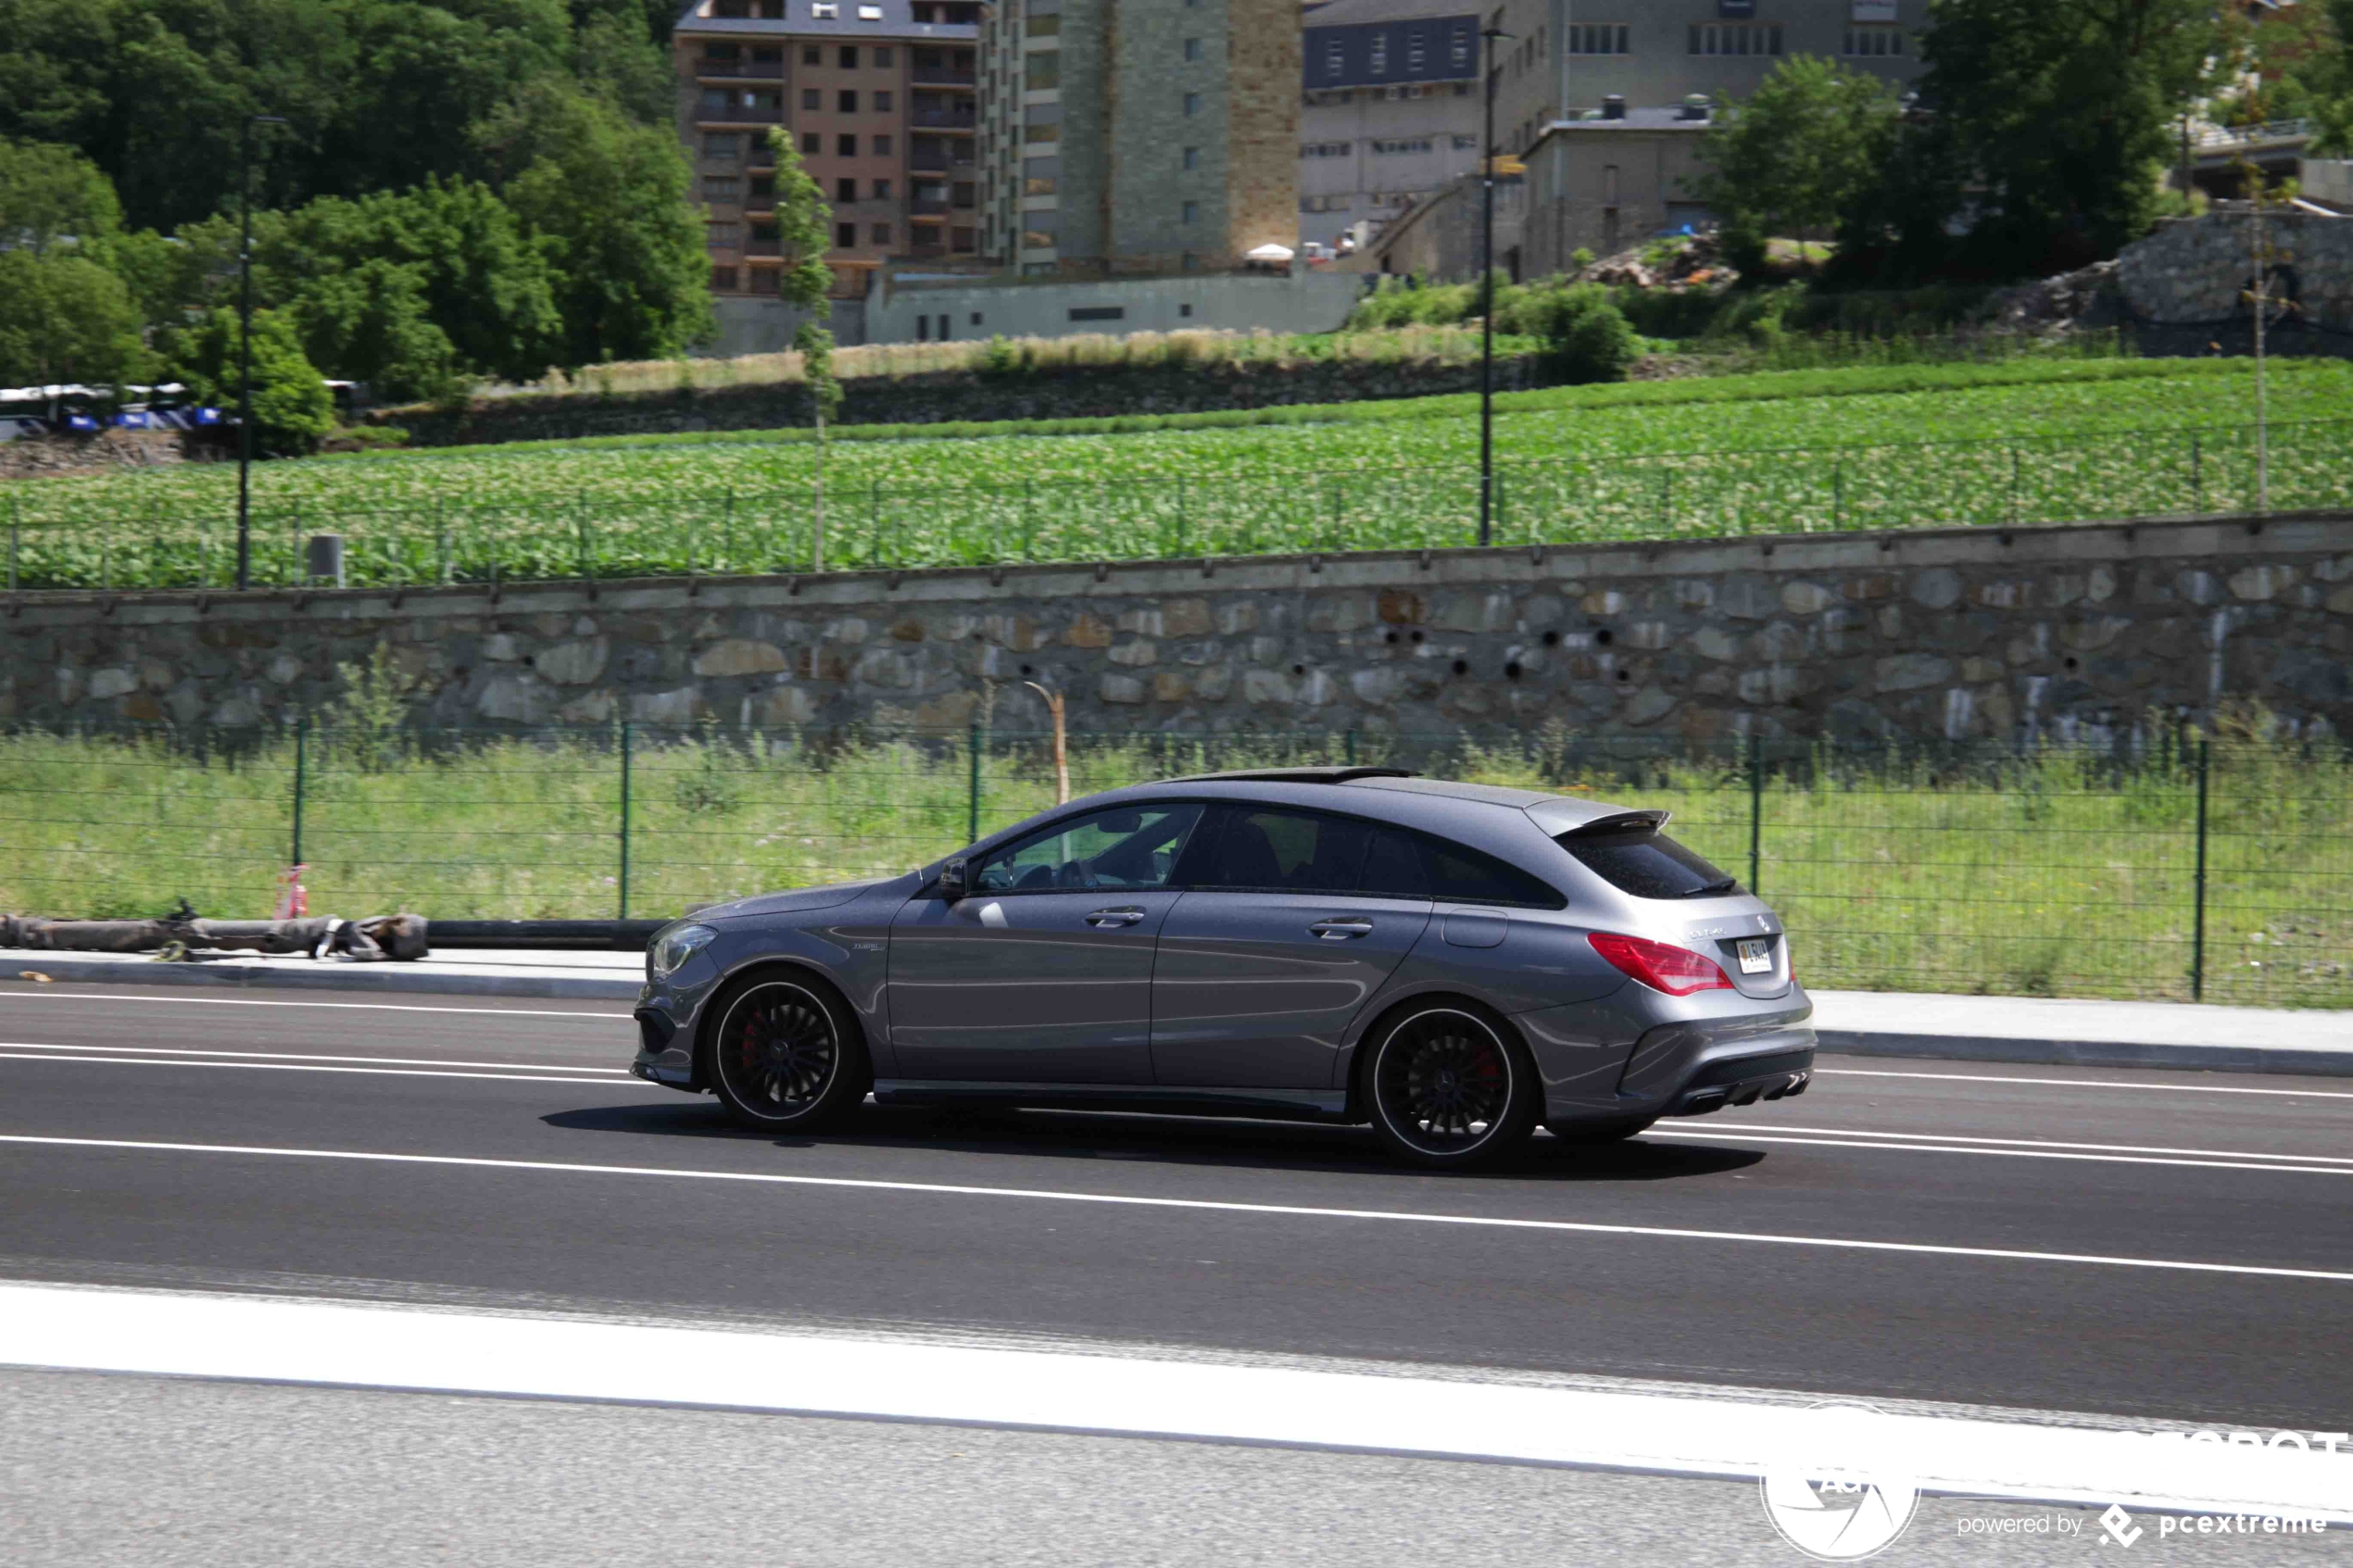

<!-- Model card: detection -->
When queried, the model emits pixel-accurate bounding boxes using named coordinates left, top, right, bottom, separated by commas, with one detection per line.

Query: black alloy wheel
left=1365, top=1006, right=1537, bottom=1168
left=708, top=976, right=867, bottom=1131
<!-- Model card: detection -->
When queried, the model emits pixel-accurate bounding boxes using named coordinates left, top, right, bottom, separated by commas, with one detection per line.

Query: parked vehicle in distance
left=632, top=767, right=1815, bottom=1167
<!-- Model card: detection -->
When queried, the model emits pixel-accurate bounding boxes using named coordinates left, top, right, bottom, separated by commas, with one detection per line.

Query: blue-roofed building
left=1296, top=0, right=1485, bottom=252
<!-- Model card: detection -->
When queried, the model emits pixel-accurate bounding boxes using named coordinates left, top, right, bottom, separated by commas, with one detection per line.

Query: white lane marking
left=0, top=1041, right=629, bottom=1073
left=0, top=1054, right=652, bottom=1088
left=1645, top=1129, right=2353, bottom=1179
left=1, top=1282, right=2347, bottom=1518
left=0, top=992, right=633, bottom=1022
left=1820, top=1068, right=2353, bottom=1101
left=1, top=1134, right=2349, bottom=1286
left=1659, top=1122, right=2353, bottom=1167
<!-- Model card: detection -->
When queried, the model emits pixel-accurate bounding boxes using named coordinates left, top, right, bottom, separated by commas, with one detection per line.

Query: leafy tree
left=495, top=84, right=712, bottom=365
left=170, top=307, right=335, bottom=454
left=1695, top=57, right=1900, bottom=272
left=1529, top=284, right=1639, bottom=384
left=762, top=126, right=838, bottom=566
left=1874, top=0, right=2219, bottom=277
left=0, top=248, right=149, bottom=394
left=0, top=136, right=122, bottom=257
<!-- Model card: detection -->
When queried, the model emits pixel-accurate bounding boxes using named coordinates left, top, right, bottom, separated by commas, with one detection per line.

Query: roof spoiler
left=1555, top=808, right=1672, bottom=836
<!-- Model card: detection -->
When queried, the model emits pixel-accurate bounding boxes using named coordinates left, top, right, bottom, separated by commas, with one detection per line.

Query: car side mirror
left=938, top=858, right=969, bottom=902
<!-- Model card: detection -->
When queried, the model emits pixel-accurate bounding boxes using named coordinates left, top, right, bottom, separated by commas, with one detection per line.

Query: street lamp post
left=235, top=114, right=287, bottom=592
left=1478, top=24, right=1513, bottom=548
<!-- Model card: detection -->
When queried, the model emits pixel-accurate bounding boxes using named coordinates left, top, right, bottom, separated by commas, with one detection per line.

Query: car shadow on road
left=539, top=1100, right=1765, bottom=1183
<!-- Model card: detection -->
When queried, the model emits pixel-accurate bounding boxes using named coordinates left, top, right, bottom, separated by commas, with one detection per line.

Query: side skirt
left=870, top=1080, right=1353, bottom=1123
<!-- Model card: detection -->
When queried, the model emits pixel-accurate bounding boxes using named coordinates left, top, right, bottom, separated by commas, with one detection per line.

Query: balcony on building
left=695, top=43, right=785, bottom=79
left=912, top=46, right=977, bottom=87
left=696, top=86, right=786, bottom=124
left=911, top=92, right=977, bottom=130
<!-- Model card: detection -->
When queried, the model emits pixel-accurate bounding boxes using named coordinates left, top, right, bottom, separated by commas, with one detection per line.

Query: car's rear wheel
left=705, top=972, right=869, bottom=1132
left=1363, top=1003, right=1538, bottom=1169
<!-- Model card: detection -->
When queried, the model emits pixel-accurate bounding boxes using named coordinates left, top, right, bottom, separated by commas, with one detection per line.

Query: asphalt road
left=2, top=983, right=2349, bottom=1563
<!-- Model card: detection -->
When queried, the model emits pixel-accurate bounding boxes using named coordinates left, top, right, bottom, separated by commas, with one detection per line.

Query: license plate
left=1735, top=938, right=1774, bottom=975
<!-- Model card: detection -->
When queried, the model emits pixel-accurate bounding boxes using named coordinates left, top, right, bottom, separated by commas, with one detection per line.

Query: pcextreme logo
left=1758, top=1403, right=1920, bottom=1561
left=2100, top=1505, right=2145, bottom=1548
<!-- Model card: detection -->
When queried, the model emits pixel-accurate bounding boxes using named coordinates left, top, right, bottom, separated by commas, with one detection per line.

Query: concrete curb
left=3, top=955, right=641, bottom=1003
left=1813, top=1030, right=2353, bottom=1080
left=12, top=951, right=2350, bottom=1077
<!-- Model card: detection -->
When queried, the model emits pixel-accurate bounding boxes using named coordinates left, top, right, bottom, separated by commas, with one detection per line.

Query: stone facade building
left=1295, top=0, right=1483, bottom=252
left=979, top=0, right=1302, bottom=276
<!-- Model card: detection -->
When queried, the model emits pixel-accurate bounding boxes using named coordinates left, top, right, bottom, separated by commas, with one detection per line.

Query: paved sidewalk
left=5, top=946, right=2348, bottom=1076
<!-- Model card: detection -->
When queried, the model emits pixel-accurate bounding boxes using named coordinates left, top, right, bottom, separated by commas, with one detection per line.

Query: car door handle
left=1309, top=919, right=1375, bottom=939
left=1085, top=907, right=1148, bottom=927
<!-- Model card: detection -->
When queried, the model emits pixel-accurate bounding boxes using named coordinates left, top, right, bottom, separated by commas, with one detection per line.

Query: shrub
left=1533, top=284, right=1641, bottom=384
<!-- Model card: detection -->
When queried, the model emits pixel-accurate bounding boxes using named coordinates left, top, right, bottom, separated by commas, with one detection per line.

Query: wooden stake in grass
left=1024, top=680, right=1069, bottom=805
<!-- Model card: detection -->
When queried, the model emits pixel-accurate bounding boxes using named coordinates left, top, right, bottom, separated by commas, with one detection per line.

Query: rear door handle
left=1309, top=918, right=1375, bottom=939
left=1086, top=907, right=1147, bottom=927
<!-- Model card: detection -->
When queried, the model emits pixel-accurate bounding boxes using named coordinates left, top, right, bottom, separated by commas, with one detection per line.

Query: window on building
left=803, top=44, right=821, bottom=65
left=1451, top=24, right=1471, bottom=69
left=1026, top=173, right=1056, bottom=195
left=1567, top=23, right=1630, bottom=55
left=837, top=133, right=856, bottom=156
left=837, top=221, right=857, bottom=247
left=1326, top=38, right=1344, bottom=77
left=706, top=221, right=741, bottom=247
left=1406, top=29, right=1426, bottom=70
left=1026, top=50, right=1059, bottom=88
left=711, top=265, right=739, bottom=290
left=1299, top=140, right=1353, bottom=158
left=1069, top=306, right=1126, bottom=321
left=1688, top=22, right=1783, bottom=56
left=875, top=90, right=893, bottom=110
left=837, top=176, right=857, bottom=202
left=800, top=132, right=821, bottom=154
left=1368, top=30, right=1387, bottom=74
left=1183, top=91, right=1201, bottom=115
left=1183, top=145, right=1199, bottom=170
left=1023, top=229, right=1056, bottom=250
left=801, top=87, right=821, bottom=109
left=1184, top=36, right=1202, bottom=61
left=875, top=45, right=894, bottom=66
left=839, top=89, right=861, bottom=111
left=702, top=42, right=741, bottom=62
left=1028, top=12, right=1059, bottom=35
left=1026, top=122, right=1060, bottom=143
left=811, top=0, right=837, bottom=15
left=1371, top=137, right=1432, bottom=155
left=752, top=45, right=781, bottom=67
left=873, top=178, right=892, bottom=198
left=1451, top=133, right=1478, bottom=150
left=701, top=174, right=742, bottom=198
left=703, top=133, right=741, bottom=158
left=1181, top=199, right=1198, bottom=224
left=749, top=172, right=775, bottom=197
left=1843, top=26, right=1905, bottom=56
left=839, top=45, right=859, bottom=68
left=873, top=222, right=892, bottom=244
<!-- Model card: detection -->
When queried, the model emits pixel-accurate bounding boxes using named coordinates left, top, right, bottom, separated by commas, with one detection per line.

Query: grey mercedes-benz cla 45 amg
left=631, top=766, right=1815, bottom=1168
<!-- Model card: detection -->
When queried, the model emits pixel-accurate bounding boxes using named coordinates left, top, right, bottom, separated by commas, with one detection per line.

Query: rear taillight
left=1588, top=932, right=1735, bottom=996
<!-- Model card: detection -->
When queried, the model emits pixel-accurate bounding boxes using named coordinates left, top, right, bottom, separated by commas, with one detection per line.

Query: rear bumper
left=1585, top=1008, right=1817, bottom=1123
left=1662, top=1046, right=1814, bottom=1117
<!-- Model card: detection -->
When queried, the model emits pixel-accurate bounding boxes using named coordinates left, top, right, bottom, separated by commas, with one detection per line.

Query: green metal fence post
left=2190, top=738, right=2210, bottom=1001
left=618, top=721, right=633, bottom=921
left=1746, top=734, right=1763, bottom=896
left=1831, top=458, right=1843, bottom=531
left=1345, top=728, right=1358, bottom=767
left=6, top=492, right=18, bottom=592
left=2008, top=445, right=2020, bottom=527
left=577, top=490, right=591, bottom=583
left=967, top=721, right=982, bottom=845
left=291, top=716, right=308, bottom=867
left=871, top=479, right=884, bottom=568
left=1176, top=474, right=1188, bottom=558
left=2191, top=431, right=2205, bottom=514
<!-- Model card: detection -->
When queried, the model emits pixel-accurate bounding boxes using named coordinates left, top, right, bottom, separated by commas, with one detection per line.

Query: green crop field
left=2, top=724, right=2346, bottom=1008
left=7, top=358, right=2352, bottom=590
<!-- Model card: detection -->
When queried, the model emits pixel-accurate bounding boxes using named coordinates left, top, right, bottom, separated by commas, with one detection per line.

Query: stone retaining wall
left=8, top=513, right=2350, bottom=746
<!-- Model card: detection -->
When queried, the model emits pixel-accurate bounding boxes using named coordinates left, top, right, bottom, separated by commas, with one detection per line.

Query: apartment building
left=978, top=0, right=1302, bottom=277
left=673, top=0, right=983, bottom=307
left=1484, top=0, right=1931, bottom=159
left=1296, top=0, right=1484, bottom=251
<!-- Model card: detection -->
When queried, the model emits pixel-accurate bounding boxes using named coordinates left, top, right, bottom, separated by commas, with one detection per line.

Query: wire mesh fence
left=2, top=720, right=2347, bottom=1008
left=8, top=418, right=2350, bottom=592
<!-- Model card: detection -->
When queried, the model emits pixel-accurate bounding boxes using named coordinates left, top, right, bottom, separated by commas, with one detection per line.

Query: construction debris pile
left=0, top=909, right=430, bottom=963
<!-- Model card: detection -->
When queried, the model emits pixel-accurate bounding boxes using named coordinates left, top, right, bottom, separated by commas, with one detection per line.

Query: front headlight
left=648, top=922, right=718, bottom=982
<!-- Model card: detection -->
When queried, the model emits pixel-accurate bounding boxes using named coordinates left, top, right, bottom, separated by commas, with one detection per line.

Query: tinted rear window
left=1364, top=829, right=1565, bottom=909
left=1558, top=829, right=1740, bottom=899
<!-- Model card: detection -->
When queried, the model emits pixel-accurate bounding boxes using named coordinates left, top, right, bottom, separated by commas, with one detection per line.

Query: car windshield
left=1556, top=826, right=1741, bottom=900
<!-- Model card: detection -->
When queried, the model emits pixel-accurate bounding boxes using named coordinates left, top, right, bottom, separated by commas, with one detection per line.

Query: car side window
left=971, top=803, right=1203, bottom=895
left=1193, top=808, right=1373, bottom=894
left=1363, top=828, right=1563, bottom=909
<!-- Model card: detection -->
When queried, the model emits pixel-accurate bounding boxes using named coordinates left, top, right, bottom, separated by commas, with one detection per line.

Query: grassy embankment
left=3, top=725, right=2344, bottom=1009
left=8, top=358, right=2350, bottom=587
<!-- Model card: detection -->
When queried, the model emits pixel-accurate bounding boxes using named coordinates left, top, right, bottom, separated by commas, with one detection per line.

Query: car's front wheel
left=1363, top=1003, right=1538, bottom=1169
left=705, top=972, right=869, bottom=1133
